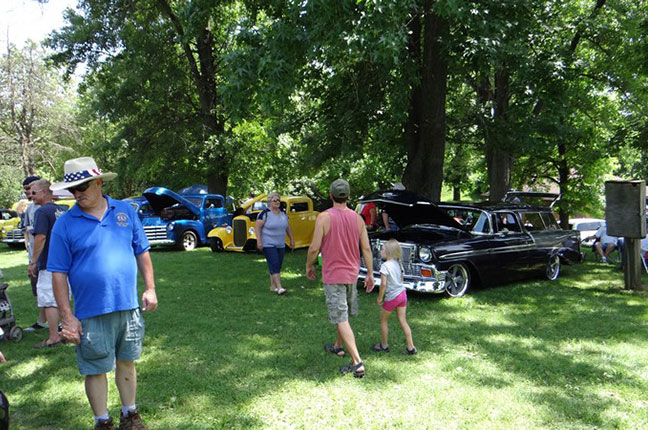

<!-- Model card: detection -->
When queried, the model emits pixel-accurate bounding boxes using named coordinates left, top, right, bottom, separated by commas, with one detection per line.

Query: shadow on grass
left=409, top=262, right=647, bottom=427
left=2, top=246, right=648, bottom=428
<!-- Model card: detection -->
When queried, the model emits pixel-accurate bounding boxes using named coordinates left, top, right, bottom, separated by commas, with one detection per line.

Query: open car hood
left=143, top=187, right=201, bottom=216
left=360, top=190, right=464, bottom=230
left=239, top=193, right=267, bottom=212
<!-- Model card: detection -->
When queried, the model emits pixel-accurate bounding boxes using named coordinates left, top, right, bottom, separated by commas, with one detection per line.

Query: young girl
left=373, top=239, right=417, bottom=354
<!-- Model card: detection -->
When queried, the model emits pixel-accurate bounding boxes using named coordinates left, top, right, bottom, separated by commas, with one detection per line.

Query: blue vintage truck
left=133, top=186, right=235, bottom=251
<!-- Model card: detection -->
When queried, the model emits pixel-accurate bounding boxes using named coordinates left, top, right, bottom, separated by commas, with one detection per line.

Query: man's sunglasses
left=68, top=180, right=93, bottom=193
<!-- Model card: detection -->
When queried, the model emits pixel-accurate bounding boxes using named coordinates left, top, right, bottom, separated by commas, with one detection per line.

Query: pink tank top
left=321, top=207, right=361, bottom=284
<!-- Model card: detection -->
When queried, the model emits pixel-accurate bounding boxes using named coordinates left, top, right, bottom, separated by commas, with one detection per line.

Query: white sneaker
left=24, top=322, right=48, bottom=333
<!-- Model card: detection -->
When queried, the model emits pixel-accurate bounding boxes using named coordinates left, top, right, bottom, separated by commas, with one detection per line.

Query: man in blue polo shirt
left=48, top=157, right=158, bottom=430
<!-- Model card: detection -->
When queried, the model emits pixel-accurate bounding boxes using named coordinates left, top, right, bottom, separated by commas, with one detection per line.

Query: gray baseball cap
left=330, top=179, right=350, bottom=199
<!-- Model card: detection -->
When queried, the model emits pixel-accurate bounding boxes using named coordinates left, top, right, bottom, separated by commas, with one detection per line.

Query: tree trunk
left=453, top=187, right=461, bottom=201
left=402, top=1, right=448, bottom=201
left=207, top=166, right=229, bottom=197
left=486, top=68, right=512, bottom=202
left=156, top=1, right=229, bottom=196
left=557, top=142, right=570, bottom=228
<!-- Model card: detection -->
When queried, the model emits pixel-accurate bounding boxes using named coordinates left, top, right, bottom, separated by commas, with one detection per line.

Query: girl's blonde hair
left=382, top=239, right=402, bottom=262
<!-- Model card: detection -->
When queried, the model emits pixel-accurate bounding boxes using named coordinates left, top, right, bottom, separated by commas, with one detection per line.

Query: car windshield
left=250, top=201, right=267, bottom=212
left=574, top=222, right=602, bottom=231
left=438, top=206, right=491, bottom=234
left=185, top=197, right=203, bottom=207
left=502, top=192, right=558, bottom=207
left=139, top=203, right=156, bottom=217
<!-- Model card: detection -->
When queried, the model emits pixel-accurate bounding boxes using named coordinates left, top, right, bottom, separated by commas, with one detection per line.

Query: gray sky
left=0, top=0, right=76, bottom=49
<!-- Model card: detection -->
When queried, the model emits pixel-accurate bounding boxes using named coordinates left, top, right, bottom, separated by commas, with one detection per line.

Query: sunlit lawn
left=1, top=244, right=648, bottom=429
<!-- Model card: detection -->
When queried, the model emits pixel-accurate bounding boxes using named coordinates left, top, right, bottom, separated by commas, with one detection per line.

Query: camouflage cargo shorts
left=323, top=283, right=358, bottom=324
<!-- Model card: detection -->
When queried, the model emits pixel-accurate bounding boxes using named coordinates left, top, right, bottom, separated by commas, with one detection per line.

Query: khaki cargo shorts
left=323, top=283, right=358, bottom=324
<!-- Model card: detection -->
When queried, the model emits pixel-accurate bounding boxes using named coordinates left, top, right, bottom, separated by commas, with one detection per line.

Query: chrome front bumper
left=147, top=239, right=175, bottom=246
left=358, top=266, right=447, bottom=294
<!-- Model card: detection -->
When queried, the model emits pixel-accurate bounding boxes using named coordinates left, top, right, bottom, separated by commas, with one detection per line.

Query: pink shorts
left=382, top=290, right=407, bottom=312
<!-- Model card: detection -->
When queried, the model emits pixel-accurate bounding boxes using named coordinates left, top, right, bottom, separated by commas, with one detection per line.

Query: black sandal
left=371, top=343, right=390, bottom=352
left=324, top=343, right=345, bottom=357
left=340, top=361, right=365, bottom=378
left=404, top=347, right=418, bottom=355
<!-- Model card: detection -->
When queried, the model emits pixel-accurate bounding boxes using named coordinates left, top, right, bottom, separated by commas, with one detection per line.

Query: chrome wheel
left=444, top=263, right=470, bottom=297
left=546, top=255, right=560, bottom=280
left=181, top=231, right=197, bottom=251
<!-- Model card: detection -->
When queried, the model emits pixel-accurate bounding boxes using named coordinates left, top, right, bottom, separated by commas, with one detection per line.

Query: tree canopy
left=0, top=0, right=646, bottom=217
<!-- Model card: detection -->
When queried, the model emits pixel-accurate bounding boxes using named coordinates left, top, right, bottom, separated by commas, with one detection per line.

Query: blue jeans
left=263, top=246, right=286, bottom=275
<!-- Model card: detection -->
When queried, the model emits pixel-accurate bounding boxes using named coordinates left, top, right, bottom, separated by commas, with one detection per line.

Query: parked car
left=0, top=209, right=17, bottom=221
left=568, top=218, right=605, bottom=246
left=1, top=199, right=75, bottom=248
left=0, top=208, right=19, bottom=243
left=207, top=194, right=318, bottom=252
left=142, top=187, right=236, bottom=251
left=357, top=190, right=583, bottom=297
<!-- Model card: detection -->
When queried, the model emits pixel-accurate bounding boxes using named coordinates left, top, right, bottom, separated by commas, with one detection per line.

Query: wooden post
left=623, top=238, right=645, bottom=290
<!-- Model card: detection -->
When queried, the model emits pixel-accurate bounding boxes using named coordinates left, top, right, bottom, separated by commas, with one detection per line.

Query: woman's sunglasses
left=68, top=180, right=93, bottom=193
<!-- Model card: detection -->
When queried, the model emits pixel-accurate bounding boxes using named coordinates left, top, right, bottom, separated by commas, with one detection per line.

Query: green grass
left=1, top=244, right=648, bottom=429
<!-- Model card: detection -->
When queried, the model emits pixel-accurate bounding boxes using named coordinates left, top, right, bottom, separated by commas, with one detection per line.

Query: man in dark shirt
left=29, top=179, right=67, bottom=349
left=22, top=175, right=48, bottom=333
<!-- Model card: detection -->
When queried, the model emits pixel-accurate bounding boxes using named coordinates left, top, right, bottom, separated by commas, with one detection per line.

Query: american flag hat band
left=63, top=168, right=103, bottom=183
left=50, top=157, right=117, bottom=191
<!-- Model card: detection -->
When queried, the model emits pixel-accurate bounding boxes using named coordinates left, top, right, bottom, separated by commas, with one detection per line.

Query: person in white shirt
left=586, top=223, right=618, bottom=263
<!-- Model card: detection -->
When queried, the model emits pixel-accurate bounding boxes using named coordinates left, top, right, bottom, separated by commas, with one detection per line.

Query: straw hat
left=50, top=157, right=117, bottom=191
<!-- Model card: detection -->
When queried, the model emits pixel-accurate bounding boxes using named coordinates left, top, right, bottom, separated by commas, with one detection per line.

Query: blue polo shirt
left=47, top=195, right=150, bottom=320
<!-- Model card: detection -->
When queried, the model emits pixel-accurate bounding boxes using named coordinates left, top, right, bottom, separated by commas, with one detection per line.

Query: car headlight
left=249, top=226, right=255, bottom=236
left=372, top=240, right=381, bottom=254
left=418, top=246, right=432, bottom=263
left=167, top=222, right=175, bottom=231
left=226, top=226, right=232, bottom=234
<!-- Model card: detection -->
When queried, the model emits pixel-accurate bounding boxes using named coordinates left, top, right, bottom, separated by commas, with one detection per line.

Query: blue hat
left=22, top=176, right=41, bottom=186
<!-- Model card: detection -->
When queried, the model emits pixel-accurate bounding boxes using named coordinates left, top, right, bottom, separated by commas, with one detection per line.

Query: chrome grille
left=368, top=240, right=418, bottom=276
left=143, top=226, right=168, bottom=242
left=233, top=218, right=247, bottom=247
left=4, top=229, right=24, bottom=241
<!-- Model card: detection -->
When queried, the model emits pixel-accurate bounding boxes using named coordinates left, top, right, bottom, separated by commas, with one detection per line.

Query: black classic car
left=358, top=190, right=583, bottom=297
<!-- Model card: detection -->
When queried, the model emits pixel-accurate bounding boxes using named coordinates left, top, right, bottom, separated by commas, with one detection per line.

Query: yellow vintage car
left=0, top=207, right=20, bottom=241
left=207, top=194, right=318, bottom=252
left=1, top=198, right=76, bottom=247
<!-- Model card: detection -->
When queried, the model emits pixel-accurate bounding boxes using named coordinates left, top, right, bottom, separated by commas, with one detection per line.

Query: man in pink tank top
left=306, top=179, right=374, bottom=378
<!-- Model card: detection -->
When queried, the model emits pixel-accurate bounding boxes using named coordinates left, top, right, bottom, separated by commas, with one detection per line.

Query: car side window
left=290, top=202, right=309, bottom=213
left=521, top=213, right=546, bottom=231
left=205, top=198, right=222, bottom=209
left=540, top=212, right=560, bottom=230
left=472, top=212, right=491, bottom=234
left=495, top=212, right=522, bottom=233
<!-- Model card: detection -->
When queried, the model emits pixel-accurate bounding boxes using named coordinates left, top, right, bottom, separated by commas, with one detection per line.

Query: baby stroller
left=0, top=280, right=23, bottom=343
